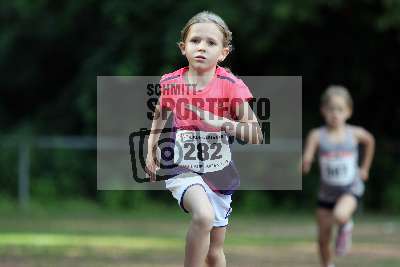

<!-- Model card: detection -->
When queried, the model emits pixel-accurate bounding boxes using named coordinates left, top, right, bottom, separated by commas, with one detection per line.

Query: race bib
left=174, top=130, right=231, bottom=173
left=320, top=153, right=356, bottom=186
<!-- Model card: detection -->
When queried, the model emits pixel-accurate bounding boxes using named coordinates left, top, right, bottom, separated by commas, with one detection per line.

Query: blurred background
left=1, top=1, right=399, bottom=266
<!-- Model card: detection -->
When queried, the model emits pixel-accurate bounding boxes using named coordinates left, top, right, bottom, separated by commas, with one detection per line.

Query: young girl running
left=145, top=11, right=263, bottom=267
left=302, top=85, right=375, bottom=267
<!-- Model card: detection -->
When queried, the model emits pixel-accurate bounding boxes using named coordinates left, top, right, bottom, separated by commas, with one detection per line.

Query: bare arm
left=224, top=101, right=263, bottom=144
left=185, top=102, right=263, bottom=144
left=146, top=103, right=171, bottom=181
left=353, top=126, right=375, bottom=181
left=302, top=128, right=320, bottom=174
left=147, top=103, right=170, bottom=150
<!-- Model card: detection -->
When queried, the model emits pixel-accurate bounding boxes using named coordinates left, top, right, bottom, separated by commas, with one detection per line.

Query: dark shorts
left=317, top=193, right=361, bottom=210
left=317, top=178, right=364, bottom=210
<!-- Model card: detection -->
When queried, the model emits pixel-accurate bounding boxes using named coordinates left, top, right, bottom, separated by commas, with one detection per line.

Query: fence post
left=18, top=143, right=30, bottom=209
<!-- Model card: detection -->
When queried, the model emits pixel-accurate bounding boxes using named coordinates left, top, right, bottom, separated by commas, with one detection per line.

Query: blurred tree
left=0, top=0, right=399, bottom=211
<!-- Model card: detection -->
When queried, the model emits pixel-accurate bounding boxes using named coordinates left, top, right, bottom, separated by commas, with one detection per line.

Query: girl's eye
left=190, top=39, right=200, bottom=43
left=208, top=41, right=216, bottom=46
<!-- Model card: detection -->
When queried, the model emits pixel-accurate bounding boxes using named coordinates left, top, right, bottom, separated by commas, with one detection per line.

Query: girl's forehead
left=187, top=22, right=223, bottom=40
left=325, top=95, right=349, bottom=107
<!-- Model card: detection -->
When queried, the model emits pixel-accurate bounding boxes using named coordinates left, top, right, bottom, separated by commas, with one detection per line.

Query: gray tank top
left=318, top=126, right=359, bottom=186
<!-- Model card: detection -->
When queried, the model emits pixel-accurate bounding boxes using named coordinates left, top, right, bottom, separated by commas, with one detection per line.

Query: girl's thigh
left=333, top=194, right=357, bottom=222
left=183, top=184, right=214, bottom=216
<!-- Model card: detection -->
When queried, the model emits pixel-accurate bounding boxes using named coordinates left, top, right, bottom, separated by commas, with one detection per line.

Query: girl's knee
left=318, top=227, right=332, bottom=247
left=192, top=209, right=214, bottom=231
left=318, top=236, right=330, bottom=247
left=334, top=195, right=357, bottom=224
left=333, top=209, right=349, bottom=225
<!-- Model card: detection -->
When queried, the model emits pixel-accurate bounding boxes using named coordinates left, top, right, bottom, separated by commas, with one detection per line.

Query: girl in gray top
left=302, top=85, right=375, bottom=267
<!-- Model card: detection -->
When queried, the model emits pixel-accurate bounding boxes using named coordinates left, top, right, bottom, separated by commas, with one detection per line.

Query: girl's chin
left=190, top=59, right=219, bottom=67
left=189, top=63, right=214, bottom=72
left=327, top=122, right=345, bottom=128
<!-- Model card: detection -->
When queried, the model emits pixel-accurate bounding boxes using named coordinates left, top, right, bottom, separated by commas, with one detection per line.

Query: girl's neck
left=326, top=123, right=346, bottom=132
left=185, top=65, right=217, bottom=91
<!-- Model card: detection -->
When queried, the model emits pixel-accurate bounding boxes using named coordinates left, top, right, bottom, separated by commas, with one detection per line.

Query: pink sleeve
left=228, top=79, right=253, bottom=116
left=158, top=79, right=174, bottom=111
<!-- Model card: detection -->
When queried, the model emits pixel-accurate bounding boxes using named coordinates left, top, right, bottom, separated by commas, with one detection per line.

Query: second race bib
left=320, top=152, right=357, bottom=186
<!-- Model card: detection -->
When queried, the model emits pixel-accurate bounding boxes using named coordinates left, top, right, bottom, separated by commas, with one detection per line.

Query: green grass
left=0, top=206, right=399, bottom=267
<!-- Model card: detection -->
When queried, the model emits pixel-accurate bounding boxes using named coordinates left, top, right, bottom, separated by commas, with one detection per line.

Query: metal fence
left=3, top=136, right=96, bottom=209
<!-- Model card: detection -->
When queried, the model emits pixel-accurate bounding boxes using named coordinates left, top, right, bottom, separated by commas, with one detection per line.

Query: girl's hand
left=145, top=146, right=159, bottom=182
left=302, top=159, right=312, bottom=174
left=184, top=104, right=229, bottom=129
left=359, top=167, right=369, bottom=181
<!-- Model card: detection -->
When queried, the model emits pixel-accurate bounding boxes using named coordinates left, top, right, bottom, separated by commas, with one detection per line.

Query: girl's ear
left=218, top=47, right=230, bottom=62
left=347, top=108, right=353, bottom=119
left=178, top=42, right=186, bottom=55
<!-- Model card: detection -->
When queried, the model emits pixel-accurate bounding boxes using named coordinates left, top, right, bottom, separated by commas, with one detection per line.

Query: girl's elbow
left=371, top=134, right=376, bottom=144
left=368, top=134, right=375, bottom=147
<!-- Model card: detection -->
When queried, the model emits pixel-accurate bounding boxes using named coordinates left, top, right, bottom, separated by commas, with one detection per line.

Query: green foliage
left=385, top=180, right=400, bottom=213
left=236, top=191, right=272, bottom=213
left=0, top=147, right=18, bottom=198
left=98, top=191, right=148, bottom=210
left=0, top=0, right=399, bottom=212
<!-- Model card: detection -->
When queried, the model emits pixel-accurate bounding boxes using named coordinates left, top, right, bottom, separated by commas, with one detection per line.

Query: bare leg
left=317, top=208, right=334, bottom=267
left=333, top=194, right=357, bottom=256
left=333, top=194, right=357, bottom=225
left=205, top=227, right=227, bottom=267
left=183, top=185, right=215, bottom=267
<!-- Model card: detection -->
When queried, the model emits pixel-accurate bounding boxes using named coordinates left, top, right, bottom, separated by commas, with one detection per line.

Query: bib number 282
left=184, top=142, right=223, bottom=161
left=174, top=130, right=231, bottom=173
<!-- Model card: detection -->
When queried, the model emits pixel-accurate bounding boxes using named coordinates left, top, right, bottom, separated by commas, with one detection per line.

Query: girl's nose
left=197, top=41, right=206, bottom=51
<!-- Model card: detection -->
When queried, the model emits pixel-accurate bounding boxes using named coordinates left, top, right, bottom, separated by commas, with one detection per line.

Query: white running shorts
left=165, top=172, right=232, bottom=227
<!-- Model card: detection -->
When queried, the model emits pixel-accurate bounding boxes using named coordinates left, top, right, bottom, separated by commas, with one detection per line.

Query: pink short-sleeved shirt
left=159, top=66, right=253, bottom=131
left=157, top=66, right=253, bottom=194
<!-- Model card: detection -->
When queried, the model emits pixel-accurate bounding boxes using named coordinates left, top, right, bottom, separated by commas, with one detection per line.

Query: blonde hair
left=179, top=11, right=233, bottom=52
left=321, top=85, right=353, bottom=110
